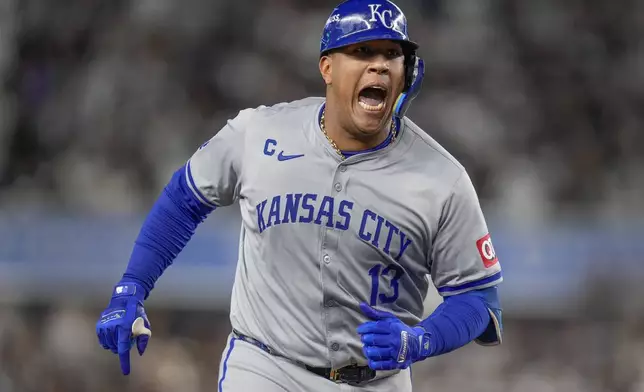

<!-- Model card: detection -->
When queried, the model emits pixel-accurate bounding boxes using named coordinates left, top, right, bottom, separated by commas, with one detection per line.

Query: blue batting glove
left=357, top=302, right=431, bottom=371
left=96, top=282, right=152, bottom=375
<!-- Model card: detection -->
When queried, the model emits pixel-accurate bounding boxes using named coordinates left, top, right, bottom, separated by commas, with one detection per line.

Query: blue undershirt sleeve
left=120, top=165, right=215, bottom=298
left=418, top=286, right=501, bottom=357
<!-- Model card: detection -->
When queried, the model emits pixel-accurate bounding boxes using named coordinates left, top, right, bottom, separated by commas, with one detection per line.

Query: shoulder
left=400, top=117, right=468, bottom=186
left=233, top=97, right=324, bottom=125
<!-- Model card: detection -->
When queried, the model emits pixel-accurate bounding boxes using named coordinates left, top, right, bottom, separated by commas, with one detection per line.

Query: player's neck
left=321, top=107, right=391, bottom=152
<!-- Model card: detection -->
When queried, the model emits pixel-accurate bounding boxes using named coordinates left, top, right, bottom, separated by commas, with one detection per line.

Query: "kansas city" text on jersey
left=255, top=193, right=413, bottom=261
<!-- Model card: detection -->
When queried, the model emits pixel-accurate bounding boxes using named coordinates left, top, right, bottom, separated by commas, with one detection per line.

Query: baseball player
left=96, top=0, right=503, bottom=391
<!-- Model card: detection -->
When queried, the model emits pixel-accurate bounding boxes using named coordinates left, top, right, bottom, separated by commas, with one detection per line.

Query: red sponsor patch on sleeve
left=476, top=233, right=498, bottom=268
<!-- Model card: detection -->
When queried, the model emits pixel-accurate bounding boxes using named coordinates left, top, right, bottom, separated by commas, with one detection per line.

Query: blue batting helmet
left=320, top=0, right=424, bottom=118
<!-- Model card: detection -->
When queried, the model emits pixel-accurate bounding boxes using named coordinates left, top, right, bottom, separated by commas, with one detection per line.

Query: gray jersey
left=187, top=97, right=502, bottom=369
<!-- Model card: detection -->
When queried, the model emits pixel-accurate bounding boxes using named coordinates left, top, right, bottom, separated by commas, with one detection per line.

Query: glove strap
left=414, top=326, right=432, bottom=358
left=112, top=282, right=146, bottom=301
left=396, top=330, right=410, bottom=363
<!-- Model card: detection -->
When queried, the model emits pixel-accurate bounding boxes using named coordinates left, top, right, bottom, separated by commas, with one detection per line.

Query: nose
left=368, top=58, right=389, bottom=75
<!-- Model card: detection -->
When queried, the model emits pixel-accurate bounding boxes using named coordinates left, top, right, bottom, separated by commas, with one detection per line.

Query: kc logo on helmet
left=368, top=4, right=394, bottom=29
left=476, top=233, right=498, bottom=268
left=327, top=13, right=340, bottom=24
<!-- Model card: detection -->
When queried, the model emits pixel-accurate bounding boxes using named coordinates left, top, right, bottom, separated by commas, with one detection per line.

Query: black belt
left=232, top=329, right=376, bottom=384
left=304, top=363, right=376, bottom=384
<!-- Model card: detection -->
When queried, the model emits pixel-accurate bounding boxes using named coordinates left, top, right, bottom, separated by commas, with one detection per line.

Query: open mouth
left=358, top=86, right=387, bottom=112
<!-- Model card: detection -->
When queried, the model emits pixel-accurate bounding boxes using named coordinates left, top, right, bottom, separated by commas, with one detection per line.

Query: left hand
left=95, top=282, right=152, bottom=375
left=357, top=302, right=427, bottom=371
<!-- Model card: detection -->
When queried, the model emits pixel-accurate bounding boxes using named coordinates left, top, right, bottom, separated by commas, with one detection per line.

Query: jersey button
left=339, top=166, right=347, bottom=172
left=331, top=342, right=340, bottom=351
left=323, top=254, right=330, bottom=264
left=334, top=183, right=342, bottom=192
left=326, top=300, right=337, bottom=307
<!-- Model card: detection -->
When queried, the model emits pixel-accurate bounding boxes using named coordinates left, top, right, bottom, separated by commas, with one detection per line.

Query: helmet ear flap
left=402, top=48, right=418, bottom=91
left=394, top=55, right=424, bottom=118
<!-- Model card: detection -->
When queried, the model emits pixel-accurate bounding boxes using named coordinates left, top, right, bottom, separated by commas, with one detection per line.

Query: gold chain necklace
left=320, top=110, right=396, bottom=160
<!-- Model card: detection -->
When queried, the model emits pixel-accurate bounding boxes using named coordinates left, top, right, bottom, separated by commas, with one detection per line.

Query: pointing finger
left=117, top=326, right=132, bottom=375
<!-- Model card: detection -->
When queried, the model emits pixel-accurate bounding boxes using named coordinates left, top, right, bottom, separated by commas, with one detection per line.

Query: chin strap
left=394, top=57, right=425, bottom=119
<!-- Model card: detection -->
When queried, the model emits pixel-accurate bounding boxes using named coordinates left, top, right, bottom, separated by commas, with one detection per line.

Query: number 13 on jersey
left=368, top=264, right=404, bottom=306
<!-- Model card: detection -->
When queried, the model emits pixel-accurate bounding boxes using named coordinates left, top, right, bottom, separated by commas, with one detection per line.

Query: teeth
left=358, top=101, right=385, bottom=111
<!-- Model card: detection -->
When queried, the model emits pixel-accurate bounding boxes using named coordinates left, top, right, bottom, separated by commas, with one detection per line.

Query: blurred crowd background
left=0, top=0, right=643, bottom=391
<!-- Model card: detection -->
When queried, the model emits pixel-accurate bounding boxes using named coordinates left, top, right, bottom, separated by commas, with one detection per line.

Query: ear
left=319, top=55, right=332, bottom=85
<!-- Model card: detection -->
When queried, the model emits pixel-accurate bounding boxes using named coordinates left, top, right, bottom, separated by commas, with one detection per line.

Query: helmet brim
left=320, top=36, right=418, bottom=57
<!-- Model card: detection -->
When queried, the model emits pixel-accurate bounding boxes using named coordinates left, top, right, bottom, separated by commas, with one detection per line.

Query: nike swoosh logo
left=277, top=152, right=305, bottom=161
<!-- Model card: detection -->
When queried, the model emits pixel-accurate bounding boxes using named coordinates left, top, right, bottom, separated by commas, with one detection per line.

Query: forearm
left=417, top=289, right=493, bottom=357
left=121, top=165, right=215, bottom=297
